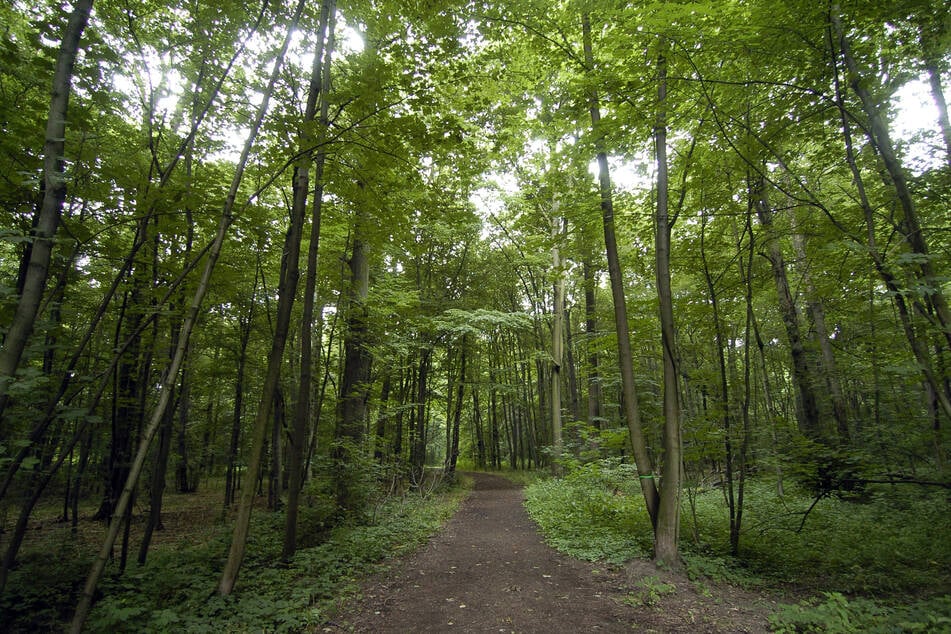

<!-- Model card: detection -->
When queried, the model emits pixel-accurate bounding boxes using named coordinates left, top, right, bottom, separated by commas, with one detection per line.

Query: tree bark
left=446, top=340, right=466, bottom=477
left=333, top=216, right=373, bottom=509
left=832, top=6, right=951, bottom=354
left=583, top=256, right=602, bottom=429
left=752, top=178, right=824, bottom=441
left=652, top=48, right=682, bottom=566
left=827, top=19, right=951, bottom=424
left=582, top=12, right=659, bottom=524
left=284, top=0, right=335, bottom=561
left=790, top=213, right=850, bottom=441
left=551, top=204, right=565, bottom=473
left=0, top=0, right=94, bottom=413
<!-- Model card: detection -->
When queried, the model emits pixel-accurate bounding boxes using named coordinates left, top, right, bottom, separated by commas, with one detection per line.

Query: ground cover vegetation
left=0, top=0, right=949, bottom=630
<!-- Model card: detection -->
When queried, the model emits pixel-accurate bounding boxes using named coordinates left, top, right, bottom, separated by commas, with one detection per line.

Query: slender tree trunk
left=700, top=210, right=739, bottom=552
left=827, top=23, right=951, bottom=424
left=832, top=6, right=951, bottom=354
left=374, top=372, right=392, bottom=462
left=137, top=321, right=178, bottom=564
left=225, top=296, right=255, bottom=508
left=411, top=347, right=431, bottom=476
left=472, top=381, right=486, bottom=468
left=653, top=48, right=682, bottom=565
left=176, top=369, right=193, bottom=493
left=447, top=340, right=466, bottom=477
left=72, top=0, right=295, bottom=613
left=284, top=0, right=335, bottom=561
left=565, top=308, right=581, bottom=424
left=926, top=63, right=951, bottom=168
left=752, top=178, right=824, bottom=441
left=582, top=12, right=659, bottom=524
left=0, top=0, right=94, bottom=413
left=583, top=256, right=601, bottom=429
left=790, top=213, right=850, bottom=441
left=333, top=216, right=373, bottom=509
left=551, top=207, right=566, bottom=473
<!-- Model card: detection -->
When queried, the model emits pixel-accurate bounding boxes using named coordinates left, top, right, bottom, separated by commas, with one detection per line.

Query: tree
left=0, top=0, right=94, bottom=414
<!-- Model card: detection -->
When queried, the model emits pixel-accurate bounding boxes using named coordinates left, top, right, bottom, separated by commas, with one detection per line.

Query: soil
left=326, top=472, right=779, bottom=633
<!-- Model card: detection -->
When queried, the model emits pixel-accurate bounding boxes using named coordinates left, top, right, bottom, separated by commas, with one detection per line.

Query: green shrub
left=769, top=592, right=951, bottom=633
left=524, top=458, right=653, bottom=562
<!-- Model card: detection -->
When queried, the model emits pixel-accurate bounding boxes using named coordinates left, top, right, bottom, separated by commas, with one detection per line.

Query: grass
left=0, top=475, right=470, bottom=632
left=523, top=457, right=951, bottom=632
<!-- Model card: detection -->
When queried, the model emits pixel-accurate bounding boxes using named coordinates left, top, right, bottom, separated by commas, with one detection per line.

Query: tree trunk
left=827, top=24, right=951, bottom=424
left=176, top=369, right=193, bottom=493
left=225, top=295, right=255, bottom=508
left=410, top=347, right=431, bottom=476
left=137, top=343, right=176, bottom=564
left=652, top=48, right=682, bottom=566
left=551, top=207, right=565, bottom=473
left=790, top=213, right=850, bottom=441
left=926, top=63, right=951, bottom=168
left=284, top=0, right=335, bottom=561
left=582, top=12, right=659, bottom=524
left=446, top=341, right=466, bottom=477
left=752, top=178, right=824, bottom=441
left=583, top=256, right=602, bottom=429
left=0, top=0, right=94, bottom=413
left=71, top=0, right=280, bottom=621
left=472, top=382, right=486, bottom=468
left=700, top=210, right=739, bottom=553
left=333, top=216, right=373, bottom=509
left=832, top=6, right=951, bottom=354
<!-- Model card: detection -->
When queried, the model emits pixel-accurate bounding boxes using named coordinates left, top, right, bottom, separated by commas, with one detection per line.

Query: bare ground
left=325, top=472, right=780, bottom=633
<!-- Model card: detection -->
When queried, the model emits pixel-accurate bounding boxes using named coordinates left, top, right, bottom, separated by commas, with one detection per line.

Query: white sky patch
left=892, top=74, right=945, bottom=174
left=590, top=151, right=653, bottom=193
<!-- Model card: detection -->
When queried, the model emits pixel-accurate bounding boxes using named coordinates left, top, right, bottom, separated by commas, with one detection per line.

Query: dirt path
left=327, top=472, right=773, bottom=633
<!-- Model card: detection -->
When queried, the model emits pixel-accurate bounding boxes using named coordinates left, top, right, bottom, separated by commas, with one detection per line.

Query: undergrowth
left=523, top=457, right=951, bottom=632
left=0, top=478, right=468, bottom=632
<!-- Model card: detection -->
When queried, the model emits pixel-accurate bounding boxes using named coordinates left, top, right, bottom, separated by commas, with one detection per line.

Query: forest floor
left=325, top=472, right=781, bottom=633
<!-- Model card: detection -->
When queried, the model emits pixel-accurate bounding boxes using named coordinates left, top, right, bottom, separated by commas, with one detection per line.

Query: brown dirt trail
left=326, top=472, right=772, bottom=633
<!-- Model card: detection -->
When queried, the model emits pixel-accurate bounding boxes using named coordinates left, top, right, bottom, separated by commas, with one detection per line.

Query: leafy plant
left=624, top=574, right=677, bottom=607
left=769, top=592, right=951, bottom=633
left=524, top=458, right=653, bottom=562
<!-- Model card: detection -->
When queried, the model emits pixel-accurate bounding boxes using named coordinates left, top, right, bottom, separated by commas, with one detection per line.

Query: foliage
left=0, top=481, right=467, bottom=632
left=623, top=575, right=677, bottom=607
left=769, top=593, right=951, bottom=634
left=524, top=458, right=653, bottom=562
left=525, top=471, right=951, bottom=625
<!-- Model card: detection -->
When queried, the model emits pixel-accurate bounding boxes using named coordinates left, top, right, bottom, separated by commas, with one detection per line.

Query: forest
left=0, top=0, right=949, bottom=631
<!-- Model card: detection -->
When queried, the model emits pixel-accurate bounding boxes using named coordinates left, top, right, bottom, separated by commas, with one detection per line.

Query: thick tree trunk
left=582, top=13, right=659, bottom=524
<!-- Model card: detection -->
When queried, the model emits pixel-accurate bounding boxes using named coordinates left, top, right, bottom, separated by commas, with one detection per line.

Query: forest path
left=325, top=472, right=771, bottom=633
